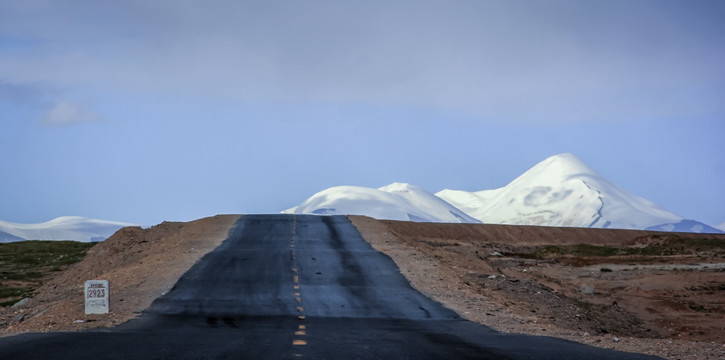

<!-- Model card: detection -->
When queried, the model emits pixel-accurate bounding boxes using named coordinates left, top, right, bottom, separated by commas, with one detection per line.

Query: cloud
left=1, top=1, right=724, bottom=123
left=40, top=101, right=102, bottom=127
left=0, top=81, right=102, bottom=126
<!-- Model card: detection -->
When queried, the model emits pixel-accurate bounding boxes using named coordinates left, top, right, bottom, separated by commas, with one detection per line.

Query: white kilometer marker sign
left=84, top=280, right=109, bottom=314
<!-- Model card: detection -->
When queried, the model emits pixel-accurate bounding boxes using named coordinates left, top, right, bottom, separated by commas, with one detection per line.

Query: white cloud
left=2, top=1, right=724, bottom=123
left=40, top=101, right=102, bottom=127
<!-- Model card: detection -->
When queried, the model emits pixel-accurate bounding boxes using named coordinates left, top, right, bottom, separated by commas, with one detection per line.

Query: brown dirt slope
left=0, top=214, right=239, bottom=335
left=350, top=216, right=725, bottom=360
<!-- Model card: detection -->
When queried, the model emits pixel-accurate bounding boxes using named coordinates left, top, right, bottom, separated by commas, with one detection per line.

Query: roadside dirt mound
left=0, top=215, right=239, bottom=335
left=350, top=216, right=725, bottom=360
left=369, top=219, right=714, bottom=247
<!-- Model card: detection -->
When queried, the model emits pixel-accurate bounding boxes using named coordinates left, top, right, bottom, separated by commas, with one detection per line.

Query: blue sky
left=1, top=1, right=723, bottom=226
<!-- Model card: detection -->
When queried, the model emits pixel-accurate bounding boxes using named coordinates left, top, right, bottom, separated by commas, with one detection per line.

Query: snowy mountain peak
left=378, top=182, right=419, bottom=192
left=0, top=216, right=135, bottom=242
left=521, top=153, right=599, bottom=180
left=282, top=154, right=719, bottom=233
left=438, top=153, right=685, bottom=230
left=283, top=183, right=480, bottom=223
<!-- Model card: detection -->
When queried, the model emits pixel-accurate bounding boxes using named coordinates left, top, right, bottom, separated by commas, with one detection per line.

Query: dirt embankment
left=350, top=216, right=725, bottom=360
left=0, top=215, right=239, bottom=335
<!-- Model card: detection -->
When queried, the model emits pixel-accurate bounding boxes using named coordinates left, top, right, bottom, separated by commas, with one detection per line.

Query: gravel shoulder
left=349, top=216, right=725, bottom=360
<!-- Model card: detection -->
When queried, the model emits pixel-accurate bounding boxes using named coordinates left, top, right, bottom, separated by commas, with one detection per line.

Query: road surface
left=0, top=215, right=661, bottom=359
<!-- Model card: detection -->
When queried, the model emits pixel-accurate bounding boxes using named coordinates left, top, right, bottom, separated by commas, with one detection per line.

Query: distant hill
left=646, top=220, right=724, bottom=234
left=439, top=153, right=701, bottom=230
left=0, top=230, right=23, bottom=243
left=283, top=183, right=479, bottom=223
left=717, top=222, right=725, bottom=232
left=285, top=153, right=721, bottom=234
left=0, top=216, right=135, bottom=243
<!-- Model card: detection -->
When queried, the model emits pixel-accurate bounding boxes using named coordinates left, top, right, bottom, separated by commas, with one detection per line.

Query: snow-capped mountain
left=0, top=216, right=135, bottom=243
left=645, top=220, right=723, bottom=234
left=283, top=183, right=480, bottom=223
left=437, top=153, right=718, bottom=232
left=0, top=230, right=23, bottom=242
left=283, top=154, right=719, bottom=233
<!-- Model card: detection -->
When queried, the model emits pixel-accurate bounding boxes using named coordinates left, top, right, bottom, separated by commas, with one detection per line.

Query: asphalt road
left=0, top=215, right=661, bottom=359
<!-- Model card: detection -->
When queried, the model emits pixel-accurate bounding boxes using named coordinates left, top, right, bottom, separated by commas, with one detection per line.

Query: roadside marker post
left=84, top=280, right=109, bottom=315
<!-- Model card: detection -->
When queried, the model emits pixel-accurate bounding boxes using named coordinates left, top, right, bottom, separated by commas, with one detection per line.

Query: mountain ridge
left=285, top=154, right=721, bottom=233
left=282, top=182, right=479, bottom=224
left=437, top=153, right=686, bottom=230
left=0, top=216, right=135, bottom=243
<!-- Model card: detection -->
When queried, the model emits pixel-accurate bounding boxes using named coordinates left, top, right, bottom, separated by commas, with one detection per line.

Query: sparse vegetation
left=0, top=241, right=96, bottom=307
left=532, top=237, right=725, bottom=259
left=535, top=244, right=619, bottom=257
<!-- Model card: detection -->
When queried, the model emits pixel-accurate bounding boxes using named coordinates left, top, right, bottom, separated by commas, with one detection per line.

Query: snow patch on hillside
left=283, top=183, right=480, bottom=223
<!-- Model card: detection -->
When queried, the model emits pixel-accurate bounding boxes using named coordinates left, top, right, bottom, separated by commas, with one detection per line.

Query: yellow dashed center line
left=291, top=216, right=307, bottom=353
